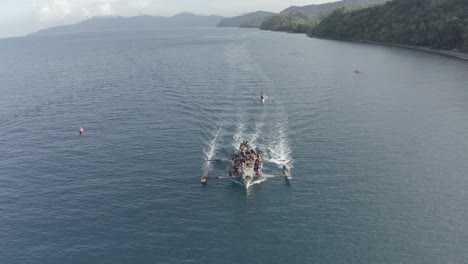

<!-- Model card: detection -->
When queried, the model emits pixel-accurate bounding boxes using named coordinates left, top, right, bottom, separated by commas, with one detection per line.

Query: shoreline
left=360, top=40, right=468, bottom=62
left=258, top=28, right=468, bottom=62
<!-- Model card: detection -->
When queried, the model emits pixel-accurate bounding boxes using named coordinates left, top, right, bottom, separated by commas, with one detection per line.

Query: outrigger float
left=201, top=141, right=292, bottom=188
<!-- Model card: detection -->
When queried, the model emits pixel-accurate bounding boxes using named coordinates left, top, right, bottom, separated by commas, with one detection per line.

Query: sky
left=0, top=0, right=339, bottom=38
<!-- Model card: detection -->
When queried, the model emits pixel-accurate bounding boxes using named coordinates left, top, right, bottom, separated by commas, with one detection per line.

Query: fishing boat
left=201, top=141, right=292, bottom=188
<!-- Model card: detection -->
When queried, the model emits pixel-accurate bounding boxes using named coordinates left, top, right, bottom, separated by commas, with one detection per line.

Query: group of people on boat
left=232, top=141, right=263, bottom=177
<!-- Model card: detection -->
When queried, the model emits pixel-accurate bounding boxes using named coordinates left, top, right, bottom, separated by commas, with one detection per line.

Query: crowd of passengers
left=232, top=141, right=263, bottom=176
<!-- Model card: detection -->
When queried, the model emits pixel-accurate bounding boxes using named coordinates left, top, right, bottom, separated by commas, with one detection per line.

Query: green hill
left=260, top=13, right=318, bottom=33
left=312, top=0, right=468, bottom=51
left=281, top=0, right=388, bottom=19
left=259, top=0, right=387, bottom=34
left=216, top=11, right=276, bottom=28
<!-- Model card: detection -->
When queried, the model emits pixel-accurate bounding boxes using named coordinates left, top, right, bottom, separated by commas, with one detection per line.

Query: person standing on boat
left=254, top=159, right=259, bottom=175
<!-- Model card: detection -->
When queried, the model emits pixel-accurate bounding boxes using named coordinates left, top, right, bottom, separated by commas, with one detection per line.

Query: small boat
left=202, top=141, right=292, bottom=188
left=260, top=93, right=267, bottom=103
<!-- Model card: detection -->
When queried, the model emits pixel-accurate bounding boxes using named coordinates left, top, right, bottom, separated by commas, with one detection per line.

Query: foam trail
left=249, top=177, right=267, bottom=186
left=229, top=177, right=267, bottom=189
left=232, top=113, right=246, bottom=149
left=265, top=114, right=293, bottom=168
left=205, top=126, right=222, bottom=160
left=249, top=116, right=264, bottom=149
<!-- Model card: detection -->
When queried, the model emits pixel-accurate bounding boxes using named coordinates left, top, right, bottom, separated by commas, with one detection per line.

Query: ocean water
left=1, top=28, right=467, bottom=263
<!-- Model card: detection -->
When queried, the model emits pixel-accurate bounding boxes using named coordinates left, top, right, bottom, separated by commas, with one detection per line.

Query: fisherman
left=241, top=162, right=246, bottom=178
left=254, top=159, right=259, bottom=174
left=234, top=162, right=241, bottom=174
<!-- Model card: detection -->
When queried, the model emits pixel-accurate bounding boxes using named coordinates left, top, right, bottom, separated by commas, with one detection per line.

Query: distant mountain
left=29, top=13, right=224, bottom=36
left=217, top=11, right=276, bottom=28
left=281, top=0, right=389, bottom=19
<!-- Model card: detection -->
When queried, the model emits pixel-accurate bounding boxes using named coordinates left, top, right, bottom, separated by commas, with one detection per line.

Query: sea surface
left=1, top=28, right=467, bottom=264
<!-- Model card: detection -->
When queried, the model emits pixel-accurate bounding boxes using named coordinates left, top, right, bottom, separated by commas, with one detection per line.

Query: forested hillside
left=260, top=0, right=386, bottom=34
left=260, top=13, right=318, bottom=33
left=312, top=0, right=468, bottom=51
left=216, top=11, right=275, bottom=28
left=281, top=0, right=388, bottom=19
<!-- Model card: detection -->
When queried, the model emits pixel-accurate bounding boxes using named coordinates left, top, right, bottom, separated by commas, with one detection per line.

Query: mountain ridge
left=216, top=11, right=276, bottom=28
left=215, top=0, right=388, bottom=30
left=281, top=0, right=389, bottom=19
left=29, top=13, right=224, bottom=36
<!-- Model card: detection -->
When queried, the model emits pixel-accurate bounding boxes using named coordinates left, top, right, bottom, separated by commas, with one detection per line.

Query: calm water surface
left=1, top=28, right=467, bottom=263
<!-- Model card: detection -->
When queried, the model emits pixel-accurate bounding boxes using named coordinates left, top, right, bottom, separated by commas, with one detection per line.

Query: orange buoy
left=79, top=127, right=84, bottom=135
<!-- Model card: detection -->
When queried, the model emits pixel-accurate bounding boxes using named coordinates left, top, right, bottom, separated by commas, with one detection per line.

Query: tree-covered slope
left=312, top=0, right=468, bottom=51
left=216, top=11, right=276, bottom=28
left=260, top=13, right=318, bottom=33
left=281, top=0, right=388, bottom=19
left=259, top=0, right=386, bottom=35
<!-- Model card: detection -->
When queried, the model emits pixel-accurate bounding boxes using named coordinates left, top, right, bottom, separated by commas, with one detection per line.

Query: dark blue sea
left=1, top=28, right=468, bottom=263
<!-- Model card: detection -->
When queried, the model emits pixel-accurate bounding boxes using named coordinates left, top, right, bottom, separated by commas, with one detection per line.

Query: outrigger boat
left=201, top=141, right=292, bottom=188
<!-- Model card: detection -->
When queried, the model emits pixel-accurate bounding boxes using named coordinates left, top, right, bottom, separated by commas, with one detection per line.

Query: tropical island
left=218, top=0, right=468, bottom=54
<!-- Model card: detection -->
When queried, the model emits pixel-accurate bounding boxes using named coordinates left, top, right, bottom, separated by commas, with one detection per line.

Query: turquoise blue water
left=1, top=28, right=468, bottom=263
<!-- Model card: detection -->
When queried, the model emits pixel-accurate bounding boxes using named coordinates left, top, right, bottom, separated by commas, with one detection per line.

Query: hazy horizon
left=0, top=0, right=341, bottom=38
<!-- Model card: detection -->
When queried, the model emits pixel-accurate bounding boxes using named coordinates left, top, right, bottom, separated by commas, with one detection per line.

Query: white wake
left=205, top=125, right=223, bottom=161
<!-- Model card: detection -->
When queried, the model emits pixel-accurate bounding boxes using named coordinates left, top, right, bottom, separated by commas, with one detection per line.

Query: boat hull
left=229, top=169, right=262, bottom=188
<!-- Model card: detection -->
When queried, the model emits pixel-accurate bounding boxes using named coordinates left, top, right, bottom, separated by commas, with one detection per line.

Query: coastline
left=257, top=28, right=468, bottom=62
left=361, top=40, right=468, bottom=62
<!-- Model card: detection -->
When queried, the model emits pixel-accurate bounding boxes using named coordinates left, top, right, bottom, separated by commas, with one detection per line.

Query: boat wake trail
left=232, top=113, right=246, bottom=149
left=262, top=113, right=293, bottom=168
left=232, top=112, right=265, bottom=149
left=249, top=115, right=264, bottom=149
left=231, top=105, right=293, bottom=169
left=230, top=177, right=267, bottom=188
left=204, top=125, right=223, bottom=161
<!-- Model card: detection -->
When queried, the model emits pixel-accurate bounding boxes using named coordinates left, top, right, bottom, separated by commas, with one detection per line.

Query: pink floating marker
left=79, top=127, right=84, bottom=136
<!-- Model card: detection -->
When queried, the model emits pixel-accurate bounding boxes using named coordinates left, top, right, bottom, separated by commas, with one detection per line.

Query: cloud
left=81, top=7, right=92, bottom=17
left=99, top=2, right=114, bottom=16
left=37, top=0, right=117, bottom=23
left=128, top=0, right=151, bottom=9
left=39, top=0, right=73, bottom=22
